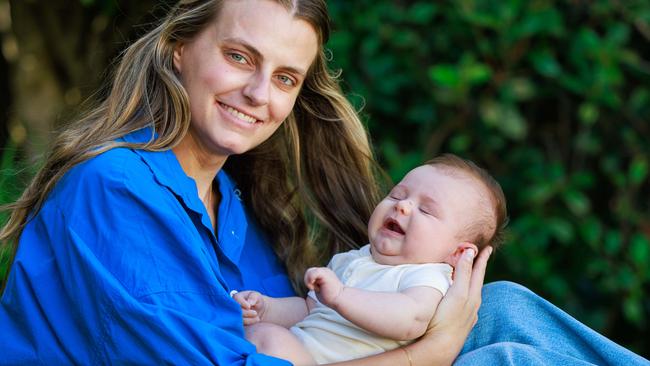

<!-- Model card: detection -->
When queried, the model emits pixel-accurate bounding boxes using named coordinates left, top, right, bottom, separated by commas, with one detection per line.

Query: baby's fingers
left=242, top=309, right=258, bottom=318
left=304, top=268, right=321, bottom=290
left=232, top=292, right=251, bottom=310
left=246, top=292, right=262, bottom=307
left=243, top=312, right=261, bottom=326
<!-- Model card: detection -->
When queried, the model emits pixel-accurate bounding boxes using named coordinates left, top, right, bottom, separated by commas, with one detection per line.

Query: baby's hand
left=232, top=290, right=267, bottom=325
left=304, top=267, right=345, bottom=308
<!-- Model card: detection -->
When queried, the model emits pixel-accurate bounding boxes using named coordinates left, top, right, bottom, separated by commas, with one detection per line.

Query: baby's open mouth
left=383, top=218, right=405, bottom=235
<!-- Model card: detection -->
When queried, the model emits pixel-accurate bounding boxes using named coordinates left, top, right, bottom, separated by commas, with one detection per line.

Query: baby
left=233, top=154, right=508, bottom=365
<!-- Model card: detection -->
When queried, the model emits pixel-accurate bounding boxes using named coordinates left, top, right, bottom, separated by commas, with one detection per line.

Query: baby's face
left=367, top=165, right=483, bottom=266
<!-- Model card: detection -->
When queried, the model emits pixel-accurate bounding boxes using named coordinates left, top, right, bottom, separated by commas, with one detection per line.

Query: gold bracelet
left=401, top=347, right=413, bottom=366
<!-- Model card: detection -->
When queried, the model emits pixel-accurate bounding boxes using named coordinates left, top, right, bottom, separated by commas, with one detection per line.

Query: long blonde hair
left=1, top=0, right=380, bottom=293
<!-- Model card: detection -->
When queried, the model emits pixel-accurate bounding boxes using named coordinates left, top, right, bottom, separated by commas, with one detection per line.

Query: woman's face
left=173, top=0, right=319, bottom=160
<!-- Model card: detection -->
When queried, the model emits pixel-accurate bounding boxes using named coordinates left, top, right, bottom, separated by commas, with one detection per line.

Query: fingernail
left=465, top=248, right=476, bottom=260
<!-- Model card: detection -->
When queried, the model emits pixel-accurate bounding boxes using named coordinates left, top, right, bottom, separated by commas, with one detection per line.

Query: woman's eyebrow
left=222, top=37, right=307, bottom=77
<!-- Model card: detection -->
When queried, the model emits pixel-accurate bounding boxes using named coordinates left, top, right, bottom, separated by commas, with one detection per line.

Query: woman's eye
left=277, top=74, right=296, bottom=87
left=228, top=52, right=247, bottom=64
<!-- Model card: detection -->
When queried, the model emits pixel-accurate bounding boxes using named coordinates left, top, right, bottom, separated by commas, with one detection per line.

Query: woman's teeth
left=222, top=103, right=257, bottom=124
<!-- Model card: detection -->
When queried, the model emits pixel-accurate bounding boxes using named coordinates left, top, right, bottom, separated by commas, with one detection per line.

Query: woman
left=0, top=0, right=646, bottom=365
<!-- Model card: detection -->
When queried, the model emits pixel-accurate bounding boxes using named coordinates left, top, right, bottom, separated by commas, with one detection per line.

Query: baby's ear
left=445, top=242, right=479, bottom=267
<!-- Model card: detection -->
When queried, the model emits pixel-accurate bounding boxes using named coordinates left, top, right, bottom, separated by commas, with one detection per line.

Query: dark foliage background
left=1, top=0, right=648, bottom=357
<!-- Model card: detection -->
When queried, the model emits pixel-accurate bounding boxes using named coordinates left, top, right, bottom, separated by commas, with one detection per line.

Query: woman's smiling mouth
left=219, top=102, right=259, bottom=124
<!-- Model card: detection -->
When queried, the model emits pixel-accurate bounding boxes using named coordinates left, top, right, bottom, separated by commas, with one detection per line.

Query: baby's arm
left=305, top=267, right=443, bottom=341
left=232, top=291, right=310, bottom=328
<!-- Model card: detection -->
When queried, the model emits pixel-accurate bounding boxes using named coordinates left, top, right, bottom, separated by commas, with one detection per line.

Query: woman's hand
left=406, top=246, right=493, bottom=365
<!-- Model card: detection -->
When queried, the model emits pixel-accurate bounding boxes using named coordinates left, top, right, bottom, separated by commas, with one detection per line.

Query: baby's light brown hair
left=425, top=154, right=508, bottom=250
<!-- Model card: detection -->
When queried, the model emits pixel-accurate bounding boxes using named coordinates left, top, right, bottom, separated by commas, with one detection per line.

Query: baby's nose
left=395, top=200, right=412, bottom=215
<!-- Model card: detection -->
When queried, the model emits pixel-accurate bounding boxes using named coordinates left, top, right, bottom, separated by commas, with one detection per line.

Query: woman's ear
left=173, top=43, right=184, bottom=74
left=444, top=242, right=479, bottom=267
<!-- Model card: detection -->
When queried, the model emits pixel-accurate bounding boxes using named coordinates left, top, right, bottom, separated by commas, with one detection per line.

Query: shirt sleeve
left=397, top=264, right=454, bottom=295
left=0, top=150, right=290, bottom=365
left=327, top=246, right=363, bottom=275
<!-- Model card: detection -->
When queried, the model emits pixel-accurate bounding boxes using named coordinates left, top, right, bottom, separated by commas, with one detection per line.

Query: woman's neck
left=172, top=133, right=227, bottom=206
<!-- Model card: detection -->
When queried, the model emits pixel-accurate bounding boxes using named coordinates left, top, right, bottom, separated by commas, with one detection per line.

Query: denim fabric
left=456, top=281, right=649, bottom=366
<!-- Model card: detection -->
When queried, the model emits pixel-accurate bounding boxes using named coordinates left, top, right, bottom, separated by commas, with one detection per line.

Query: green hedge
left=1, top=0, right=648, bottom=357
left=0, top=144, right=26, bottom=283
left=328, top=0, right=649, bottom=356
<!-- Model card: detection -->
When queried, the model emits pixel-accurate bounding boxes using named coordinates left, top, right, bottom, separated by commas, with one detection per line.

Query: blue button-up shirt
left=0, top=128, right=294, bottom=365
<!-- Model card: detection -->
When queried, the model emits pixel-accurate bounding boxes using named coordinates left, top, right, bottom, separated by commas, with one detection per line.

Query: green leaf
left=605, top=23, right=630, bottom=46
left=464, top=63, right=492, bottom=85
left=479, top=101, right=528, bottom=140
left=523, top=183, right=555, bottom=205
left=449, top=134, right=471, bottom=153
left=530, top=49, right=562, bottom=77
left=571, top=171, right=596, bottom=188
left=516, top=8, right=564, bottom=38
left=548, top=217, right=574, bottom=244
left=507, top=78, right=536, bottom=101
left=429, top=65, right=460, bottom=87
left=544, top=274, right=570, bottom=298
left=563, top=189, right=591, bottom=216
left=629, top=157, right=648, bottom=185
left=578, top=102, right=599, bottom=125
left=629, top=234, right=650, bottom=269
left=623, top=296, right=643, bottom=323
left=579, top=217, right=602, bottom=250
left=604, top=230, right=622, bottom=255
left=575, top=131, right=601, bottom=155
left=408, top=3, right=438, bottom=24
left=629, top=88, right=649, bottom=113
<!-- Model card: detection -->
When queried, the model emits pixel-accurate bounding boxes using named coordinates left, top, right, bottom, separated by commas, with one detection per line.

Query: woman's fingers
left=418, top=246, right=494, bottom=360
left=447, top=248, right=477, bottom=298
left=469, top=246, right=492, bottom=301
left=430, top=246, right=493, bottom=327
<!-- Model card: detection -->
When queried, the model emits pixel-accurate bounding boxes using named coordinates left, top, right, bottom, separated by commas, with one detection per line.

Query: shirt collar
left=119, top=127, right=248, bottom=263
left=360, top=244, right=372, bottom=257
left=119, top=127, right=210, bottom=228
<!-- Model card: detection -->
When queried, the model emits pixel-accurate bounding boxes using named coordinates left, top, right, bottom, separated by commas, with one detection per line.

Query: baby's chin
left=370, top=247, right=449, bottom=266
left=370, top=249, right=410, bottom=266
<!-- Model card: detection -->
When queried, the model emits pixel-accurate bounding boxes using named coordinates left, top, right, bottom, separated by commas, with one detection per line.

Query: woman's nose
left=243, top=71, right=270, bottom=106
left=395, top=200, right=412, bottom=215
